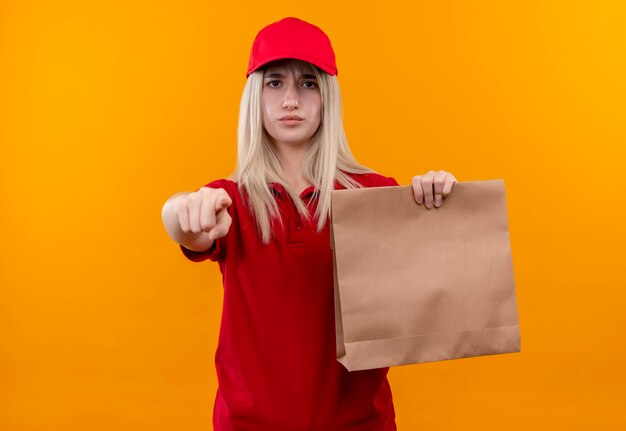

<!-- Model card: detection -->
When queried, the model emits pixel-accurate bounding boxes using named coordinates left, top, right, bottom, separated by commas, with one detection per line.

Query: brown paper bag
left=330, top=179, right=521, bottom=371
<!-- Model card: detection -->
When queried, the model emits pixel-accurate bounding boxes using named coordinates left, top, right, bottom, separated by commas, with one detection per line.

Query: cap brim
left=246, top=54, right=337, bottom=78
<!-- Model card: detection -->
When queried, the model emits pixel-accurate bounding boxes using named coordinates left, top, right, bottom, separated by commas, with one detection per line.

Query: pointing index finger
left=215, top=190, right=232, bottom=211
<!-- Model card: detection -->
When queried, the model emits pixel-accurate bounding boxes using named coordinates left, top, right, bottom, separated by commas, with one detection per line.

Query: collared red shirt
left=180, top=171, right=400, bottom=431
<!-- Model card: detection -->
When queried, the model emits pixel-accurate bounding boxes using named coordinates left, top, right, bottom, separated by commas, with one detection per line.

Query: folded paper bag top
left=330, top=179, right=521, bottom=371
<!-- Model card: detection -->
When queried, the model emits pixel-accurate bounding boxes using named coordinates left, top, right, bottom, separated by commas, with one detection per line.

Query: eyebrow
left=264, top=72, right=317, bottom=79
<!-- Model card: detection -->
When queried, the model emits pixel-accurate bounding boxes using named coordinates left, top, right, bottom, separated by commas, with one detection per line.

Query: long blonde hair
left=228, top=63, right=377, bottom=244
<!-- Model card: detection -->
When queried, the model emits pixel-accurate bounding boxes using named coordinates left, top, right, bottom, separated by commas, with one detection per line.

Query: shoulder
left=200, top=178, right=236, bottom=189
left=195, top=178, right=239, bottom=197
left=344, top=171, right=400, bottom=187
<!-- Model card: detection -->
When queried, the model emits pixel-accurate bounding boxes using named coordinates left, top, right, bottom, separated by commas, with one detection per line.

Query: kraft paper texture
left=330, top=179, right=521, bottom=371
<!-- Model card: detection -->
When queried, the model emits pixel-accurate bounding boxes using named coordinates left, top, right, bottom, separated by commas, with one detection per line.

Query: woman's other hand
left=411, top=170, right=458, bottom=209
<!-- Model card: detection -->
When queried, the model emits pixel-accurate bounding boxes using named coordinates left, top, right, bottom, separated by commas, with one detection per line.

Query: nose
left=282, top=79, right=299, bottom=110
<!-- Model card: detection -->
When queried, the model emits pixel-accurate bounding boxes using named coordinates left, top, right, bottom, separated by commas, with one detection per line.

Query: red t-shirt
left=180, top=172, right=399, bottom=431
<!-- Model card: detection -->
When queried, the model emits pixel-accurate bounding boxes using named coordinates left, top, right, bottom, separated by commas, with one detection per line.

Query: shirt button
left=295, top=224, right=302, bottom=230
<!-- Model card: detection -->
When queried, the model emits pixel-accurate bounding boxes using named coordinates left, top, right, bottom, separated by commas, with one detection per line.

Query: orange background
left=1, top=1, right=625, bottom=430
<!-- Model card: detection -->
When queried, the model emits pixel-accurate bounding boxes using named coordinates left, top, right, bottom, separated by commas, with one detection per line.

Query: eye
left=267, top=80, right=281, bottom=88
left=302, top=81, right=318, bottom=88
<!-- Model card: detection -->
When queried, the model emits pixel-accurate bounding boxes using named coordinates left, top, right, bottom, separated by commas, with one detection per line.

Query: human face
left=261, top=59, right=322, bottom=150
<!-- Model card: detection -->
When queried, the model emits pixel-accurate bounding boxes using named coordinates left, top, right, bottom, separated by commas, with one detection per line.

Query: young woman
left=161, top=17, right=457, bottom=431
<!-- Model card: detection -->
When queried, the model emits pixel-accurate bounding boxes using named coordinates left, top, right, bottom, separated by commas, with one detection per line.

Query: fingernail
left=435, top=197, right=441, bottom=207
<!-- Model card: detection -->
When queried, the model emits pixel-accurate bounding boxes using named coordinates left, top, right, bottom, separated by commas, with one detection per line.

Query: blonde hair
left=228, top=63, right=377, bottom=244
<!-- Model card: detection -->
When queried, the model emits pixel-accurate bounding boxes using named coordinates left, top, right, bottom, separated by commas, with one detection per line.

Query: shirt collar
left=269, top=180, right=345, bottom=199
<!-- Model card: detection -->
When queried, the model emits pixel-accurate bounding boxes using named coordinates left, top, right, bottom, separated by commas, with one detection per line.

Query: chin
left=272, top=132, right=316, bottom=145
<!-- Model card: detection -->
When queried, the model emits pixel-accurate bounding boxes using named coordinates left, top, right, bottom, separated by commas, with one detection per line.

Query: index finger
left=411, top=175, right=424, bottom=205
left=215, top=189, right=232, bottom=211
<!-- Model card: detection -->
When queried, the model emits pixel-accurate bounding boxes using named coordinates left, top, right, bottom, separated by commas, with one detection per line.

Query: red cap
left=246, top=17, right=338, bottom=78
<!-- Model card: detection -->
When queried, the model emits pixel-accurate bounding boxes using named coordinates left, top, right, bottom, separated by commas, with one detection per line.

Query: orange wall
left=1, top=1, right=625, bottom=430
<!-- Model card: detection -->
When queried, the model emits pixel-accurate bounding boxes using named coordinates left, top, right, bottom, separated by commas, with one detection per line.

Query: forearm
left=161, top=192, right=214, bottom=252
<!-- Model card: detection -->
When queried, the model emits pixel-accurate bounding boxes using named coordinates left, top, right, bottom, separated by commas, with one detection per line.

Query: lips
left=279, top=115, right=304, bottom=121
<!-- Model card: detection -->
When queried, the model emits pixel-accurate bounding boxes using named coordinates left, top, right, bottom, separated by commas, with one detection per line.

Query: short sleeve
left=383, top=176, right=400, bottom=186
left=178, top=178, right=233, bottom=263
left=373, top=174, right=400, bottom=187
left=180, top=239, right=224, bottom=263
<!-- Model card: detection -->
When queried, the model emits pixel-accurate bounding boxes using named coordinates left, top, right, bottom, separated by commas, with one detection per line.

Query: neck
left=271, top=139, right=311, bottom=190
